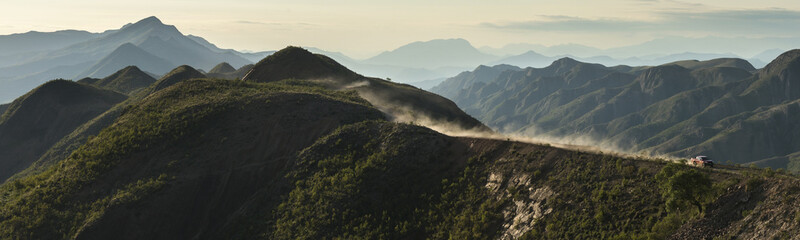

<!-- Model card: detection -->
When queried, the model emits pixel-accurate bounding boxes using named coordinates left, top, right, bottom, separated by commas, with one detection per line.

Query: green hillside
left=0, top=80, right=126, bottom=182
left=2, top=77, right=798, bottom=239
left=1, top=48, right=800, bottom=239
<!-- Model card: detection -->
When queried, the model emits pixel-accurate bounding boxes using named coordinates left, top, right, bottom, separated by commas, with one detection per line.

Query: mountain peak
left=209, top=62, right=236, bottom=74
left=117, top=42, right=137, bottom=50
left=548, top=57, right=581, bottom=69
left=137, top=16, right=163, bottom=25
left=152, top=65, right=206, bottom=93
left=365, top=38, right=494, bottom=68
left=243, top=46, right=360, bottom=83
left=122, top=16, right=173, bottom=32
left=85, top=66, right=157, bottom=94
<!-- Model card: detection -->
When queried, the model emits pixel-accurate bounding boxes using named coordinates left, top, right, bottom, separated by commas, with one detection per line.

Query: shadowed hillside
left=11, top=65, right=210, bottom=181
left=0, top=80, right=126, bottom=181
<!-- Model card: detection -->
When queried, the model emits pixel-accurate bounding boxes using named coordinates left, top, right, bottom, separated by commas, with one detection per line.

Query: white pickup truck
left=689, top=156, right=714, bottom=168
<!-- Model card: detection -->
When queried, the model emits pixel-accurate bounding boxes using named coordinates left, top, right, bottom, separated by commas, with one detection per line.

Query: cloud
left=479, top=16, right=647, bottom=32
left=479, top=9, right=800, bottom=37
left=234, top=20, right=268, bottom=25
left=233, top=20, right=315, bottom=26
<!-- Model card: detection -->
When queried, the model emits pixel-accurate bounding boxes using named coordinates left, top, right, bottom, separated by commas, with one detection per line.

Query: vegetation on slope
left=243, top=46, right=489, bottom=132
left=0, top=79, right=126, bottom=182
left=268, top=121, right=503, bottom=239
left=432, top=50, right=800, bottom=170
left=0, top=79, right=380, bottom=239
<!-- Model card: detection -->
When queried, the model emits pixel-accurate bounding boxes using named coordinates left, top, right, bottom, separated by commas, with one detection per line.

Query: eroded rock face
left=485, top=172, right=556, bottom=240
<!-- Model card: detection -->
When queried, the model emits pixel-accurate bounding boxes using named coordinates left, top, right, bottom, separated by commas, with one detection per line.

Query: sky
left=1, top=0, right=799, bottom=58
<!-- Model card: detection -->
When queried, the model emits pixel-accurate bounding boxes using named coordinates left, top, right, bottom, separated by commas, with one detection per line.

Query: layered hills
left=0, top=16, right=251, bottom=103
left=1, top=49, right=800, bottom=239
left=432, top=50, right=800, bottom=171
left=77, top=43, right=175, bottom=78
left=78, top=65, right=157, bottom=94
left=243, top=47, right=487, bottom=132
left=204, top=63, right=253, bottom=80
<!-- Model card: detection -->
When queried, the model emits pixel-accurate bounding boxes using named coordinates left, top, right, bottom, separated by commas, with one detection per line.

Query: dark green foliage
left=0, top=79, right=126, bottom=182
left=271, top=122, right=503, bottom=239
left=660, top=168, right=712, bottom=212
left=0, top=79, right=373, bottom=239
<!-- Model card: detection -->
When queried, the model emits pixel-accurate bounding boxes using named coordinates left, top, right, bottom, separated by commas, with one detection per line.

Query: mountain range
left=432, top=49, right=800, bottom=172
left=0, top=16, right=250, bottom=103
left=2, top=16, right=794, bottom=103
left=1, top=44, right=799, bottom=239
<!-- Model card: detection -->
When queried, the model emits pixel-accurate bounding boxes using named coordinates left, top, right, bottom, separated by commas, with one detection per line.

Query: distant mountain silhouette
left=79, top=65, right=157, bottom=94
left=235, top=51, right=276, bottom=63
left=0, top=16, right=251, bottom=103
left=0, top=80, right=126, bottom=181
left=751, top=48, right=786, bottom=65
left=76, top=43, right=176, bottom=79
left=365, top=38, right=498, bottom=68
left=0, top=30, right=100, bottom=58
left=489, top=50, right=555, bottom=68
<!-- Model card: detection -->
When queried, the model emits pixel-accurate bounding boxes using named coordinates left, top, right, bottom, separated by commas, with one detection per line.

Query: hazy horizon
left=3, top=0, right=800, bottom=58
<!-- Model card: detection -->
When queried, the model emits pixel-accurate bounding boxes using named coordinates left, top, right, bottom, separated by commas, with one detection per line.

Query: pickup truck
left=689, top=156, right=714, bottom=168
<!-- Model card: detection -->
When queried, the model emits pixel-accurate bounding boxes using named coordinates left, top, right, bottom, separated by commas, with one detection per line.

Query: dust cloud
left=340, top=78, right=682, bottom=163
left=389, top=109, right=682, bottom=163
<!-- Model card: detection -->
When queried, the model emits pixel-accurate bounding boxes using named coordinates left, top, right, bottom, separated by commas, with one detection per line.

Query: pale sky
left=1, top=0, right=799, bottom=58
